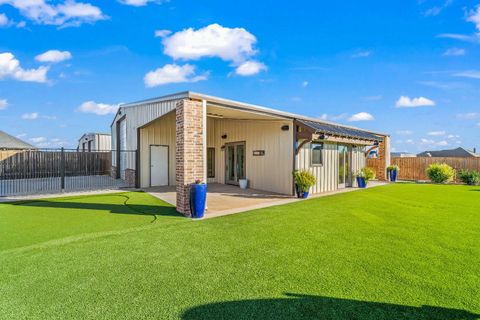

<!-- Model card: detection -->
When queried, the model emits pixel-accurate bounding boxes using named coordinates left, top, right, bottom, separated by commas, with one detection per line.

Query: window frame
left=310, top=142, right=324, bottom=167
left=207, top=147, right=215, bottom=178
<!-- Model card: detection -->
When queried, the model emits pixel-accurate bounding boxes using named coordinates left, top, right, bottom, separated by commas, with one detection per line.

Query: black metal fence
left=0, top=148, right=136, bottom=197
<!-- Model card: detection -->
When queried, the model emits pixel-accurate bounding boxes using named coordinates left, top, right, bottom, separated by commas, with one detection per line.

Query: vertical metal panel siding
left=139, top=112, right=176, bottom=188
left=351, top=146, right=366, bottom=187
left=208, top=118, right=294, bottom=195
left=111, top=100, right=178, bottom=170
left=297, top=142, right=339, bottom=194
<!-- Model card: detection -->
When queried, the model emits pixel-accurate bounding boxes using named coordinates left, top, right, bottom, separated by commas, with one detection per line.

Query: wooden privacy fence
left=367, top=157, right=480, bottom=181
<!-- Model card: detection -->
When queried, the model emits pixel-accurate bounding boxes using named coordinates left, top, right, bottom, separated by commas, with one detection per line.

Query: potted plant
left=293, top=170, right=316, bottom=199
left=356, top=167, right=376, bottom=188
left=190, top=179, right=207, bottom=219
left=387, top=165, right=399, bottom=182
left=355, top=170, right=367, bottom=188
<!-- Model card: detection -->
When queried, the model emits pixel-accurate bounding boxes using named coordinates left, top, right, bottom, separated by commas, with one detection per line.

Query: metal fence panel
left=0, top=148, right=136, bottom=197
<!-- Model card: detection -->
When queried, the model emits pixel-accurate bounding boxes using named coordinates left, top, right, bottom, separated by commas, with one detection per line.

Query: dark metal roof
left=298, top=119, right=383, bottom=142
left=0, top=131, right=36, bottom=149
left=417, top=147, right=478, bottom=158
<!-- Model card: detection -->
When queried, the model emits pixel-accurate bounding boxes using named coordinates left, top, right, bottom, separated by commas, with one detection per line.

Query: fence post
left=60, top=147, right=65, bottom=191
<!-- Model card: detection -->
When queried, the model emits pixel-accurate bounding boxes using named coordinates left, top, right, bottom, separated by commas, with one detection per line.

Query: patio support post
left=377, top=135, right=391, bottom=180
left=175, top=99, right=205, bottom=216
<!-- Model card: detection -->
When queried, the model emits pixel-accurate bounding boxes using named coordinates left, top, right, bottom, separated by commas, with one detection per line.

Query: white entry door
left=150, top=145, right=169, bottom=186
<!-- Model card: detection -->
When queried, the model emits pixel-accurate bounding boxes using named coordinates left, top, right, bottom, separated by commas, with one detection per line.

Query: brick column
left=176, top=99, right=205, bottom=216
left=377, top=135, right=391, bottom=181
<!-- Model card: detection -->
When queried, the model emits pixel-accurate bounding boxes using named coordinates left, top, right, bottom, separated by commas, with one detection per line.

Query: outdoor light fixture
left=221, top=134, right=227, bottom=139
left=281, top=125, right=289, bottom=131
left=319, top=134, right=327, bottom=140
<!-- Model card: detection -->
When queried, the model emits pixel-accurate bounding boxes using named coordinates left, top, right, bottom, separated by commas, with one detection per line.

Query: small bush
left=293, top=170, right=317, bottom=192
left=459, top=169, right=480, bottom=186
left=426, top=163, right=455, bottom=184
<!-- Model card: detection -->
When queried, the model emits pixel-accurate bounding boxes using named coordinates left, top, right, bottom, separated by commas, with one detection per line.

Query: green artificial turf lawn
left=1, top=184, right=479, bottom=319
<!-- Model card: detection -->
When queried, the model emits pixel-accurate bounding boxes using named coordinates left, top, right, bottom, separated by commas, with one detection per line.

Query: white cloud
left=396, top=130, right=413, bottom=135
left=348, top=112, right=374, bottom=121
left=0, top=0, right=106, bottom=27
left=144, top=63, right=207, bottom=87
left=395, top=96, right=435, bottom=108
left=453, top=70, right=480, bottom=79
left=437, top=33, right=479, bottom=42
left=467, top=4, right=480, bottom=31
left=405, top=139, right=414, bottom=144
left=22, top=112, right=39, bottom=120
left=457, top=112, right=480, bottom=120
left=30, top=136, right=46, bottom=143
left=16, top=20, right=25, bottom=28
left=428, top=131, right=446, bottom=136
left=0, top=12, right=8, bottom=26
left=163, top=23, right=258, bottom=64
left=35, top=50, right=72, bottom=63
left=424, top=0, right=452, bottom=17
left=301, top=81, right=309, bottom=87
left=443, top=48, right=465, bottom=56
left=0, top=52, right=49, bottom=83
left=421, top=138, right=450, bottom=147
left=352, top=51, right=372, bottom=58
left=319, top=113, right=348, bottom=121
left=154, top=29, right=171, bottom=38
left=235, top=60, right=267, bottom=76
left=78, top=101, right=119, bottom=115
left=118, top=0, right=163, bottom=6
left=0, top=98, right=7, bottom=110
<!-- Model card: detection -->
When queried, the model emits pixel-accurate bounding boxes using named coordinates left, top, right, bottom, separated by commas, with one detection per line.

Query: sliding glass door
left=338, top=144, right=351, bottom=188
left=225, top=142, right=246, bottom=185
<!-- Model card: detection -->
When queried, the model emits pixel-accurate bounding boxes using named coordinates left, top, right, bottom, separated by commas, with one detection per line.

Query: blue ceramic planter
left=389, top=170, right=397, bottom=182
left=190, top=184, right=207, bottom=218
left=356, top=177, right=367, bottom=188
left=302, top=191, right=309, bottom=199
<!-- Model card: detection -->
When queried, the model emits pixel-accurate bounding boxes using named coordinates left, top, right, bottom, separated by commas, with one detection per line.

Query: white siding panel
left=207, top=118, right=294, bottom=195
left=111, top=99, right=178, bottom=170
left=139, top=111, right=176, bottom=188
left=297, top=142, right=338, bottom=194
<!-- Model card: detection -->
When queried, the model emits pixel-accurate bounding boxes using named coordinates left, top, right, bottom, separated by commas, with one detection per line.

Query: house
left=0, top=130, right=36, bottom=161
left=417, top=147, right=479, bottom=158
left=77, top=133, right=112, bottom=152
left=391, top=152, right=416, bottom=158
left=110, top=92, right=390, bottom=215
left=0, top=131, right=36, bottom=150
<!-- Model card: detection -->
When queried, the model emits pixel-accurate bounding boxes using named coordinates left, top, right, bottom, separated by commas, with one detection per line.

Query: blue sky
left=0, top=0, right=479, bottom=152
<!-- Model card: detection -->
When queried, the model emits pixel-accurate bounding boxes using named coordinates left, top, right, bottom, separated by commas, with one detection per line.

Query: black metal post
left=60, top=147, right=65, bottom=190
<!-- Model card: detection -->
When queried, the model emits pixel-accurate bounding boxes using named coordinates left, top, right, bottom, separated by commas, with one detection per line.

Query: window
left=311, top=142, right=323, bottom=166
left=207, top=148, right=215, bottom=178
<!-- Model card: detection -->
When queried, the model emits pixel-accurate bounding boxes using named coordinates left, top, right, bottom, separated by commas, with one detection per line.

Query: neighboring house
left=111, top=91, right=390, bottom=215
left=77, top=133, right=112, bottom=152
left=0, top=130, right=36, bottom=161
left=417, top=147, right=479, bottom=158
left=391, top=152, right=416, bottom=158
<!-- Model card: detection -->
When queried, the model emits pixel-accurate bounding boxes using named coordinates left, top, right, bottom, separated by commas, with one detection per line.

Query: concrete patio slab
left=145, top=181, right=388, bottom=219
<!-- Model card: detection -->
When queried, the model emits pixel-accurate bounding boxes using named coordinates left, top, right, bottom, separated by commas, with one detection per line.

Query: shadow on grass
left=182, top=293, right=479, bottom=320
left=11, top=195, right=179, bottom=219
